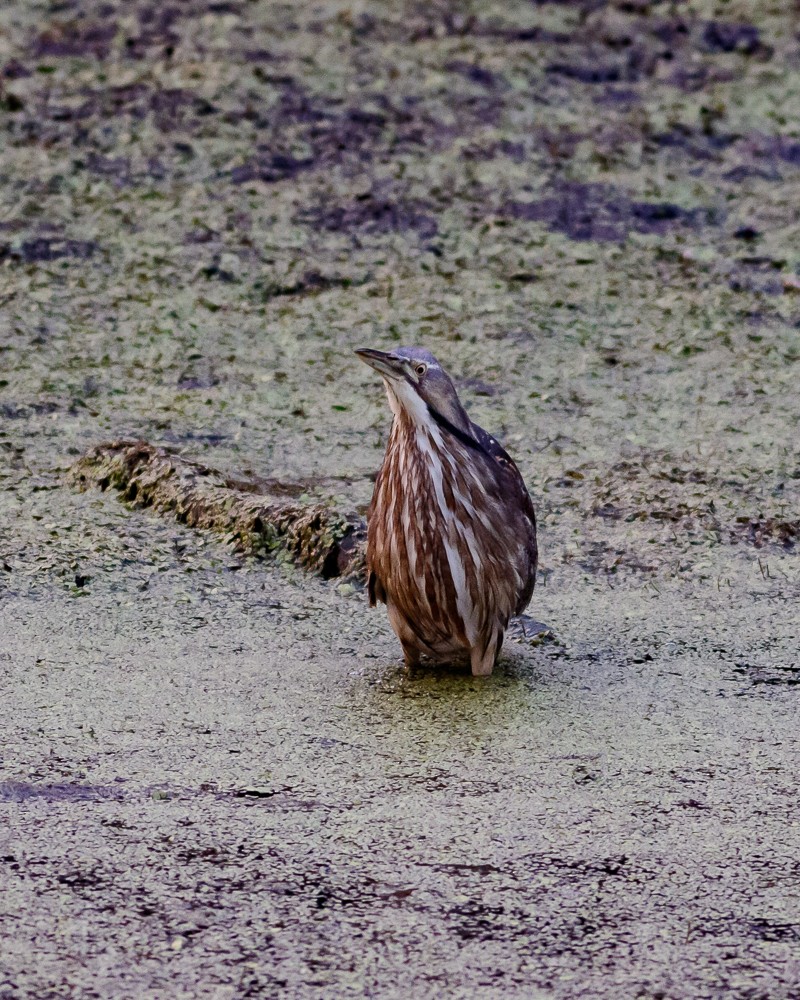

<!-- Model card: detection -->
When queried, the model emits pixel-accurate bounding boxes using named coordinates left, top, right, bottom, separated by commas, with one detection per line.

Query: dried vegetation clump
left=68, top=441, right=366, bottom=580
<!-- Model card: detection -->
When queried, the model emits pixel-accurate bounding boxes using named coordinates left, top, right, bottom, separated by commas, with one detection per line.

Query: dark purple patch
left=723, top=134, right=800, bottom=181
left=664, top=64, right=717, bottom=93
left=629, top=201, right=683, bottom=225
left=150, top=87, right=210, bottom=126
left=531, top=0, right=605, bottom=11
left=272, top=84, right=335, bottom=127
left=778, top=142, right=800, bottom=167
left=1, top=399, right=62, bottom=419
left=107, top=82, right=150, bottom=113
left=206, top=1, right=242, bottom=13
left=496, top=25, right=572, bottom=44
left=201, top=262, right=236, bottom=282
left=0, top=781, right=123, bottom=803
left=651, top=17, right=690, bottom=48
left=749, top=919, right=800, bottom=939
left=723, top=165, right=780, bottom=183
left=177, top=370, right=221, bottom=390
left=186, top=227, right=218, bottom=244
left=123, top=5, right=182, bottom=59
left=739, top=255, right=783, bottom=268
left=460, top=377, right=497, bottom=397
left=445, top=61, right=502, bottom=88
left=505, top=182, right=705, bottom=243
left=0, top=404, right=28, bottom=420
left=462, top=139, right=526, bottom=162
left=729, top=277, right=783, bottom=295
left=81, top=153, right=132, bottom=185
left=344, top=107, right=389, bottom=130
left=57, top=868, right=111, bottom=891
left=47, top=97, right=97, bottom=122
left=230, top=153, right=314, bottom=184
left=299, top=191, right=438, bottom=241
left=728, top=257, right=786, bottom=296
left=0, top=238, right=99, bottom=263
left=3, top=60, right=32, bottom=79
left=33, top=21, right=118, bottom=59
left=595, top=87, right=640, bottom=107
left=448, top=92, right=503, bottom=130
left=243, top=48, right=278, bottom=63
left=548, top=60, right=623, bottom=84
left=701, top=21, right=761, bottom=55
left=231, top=89, right=435, bottom=172
left=536, top=128, right=584, bottom=161
left=351, top=9, right=567, bottom=45
left=651, top=125, right=738, bottom=161
left=311, top=106, right=389, bottom=161
left=259, top=270, right=371, bottom=299
left=43, top=82, right=217, bottom=133
left=549, top=41, right=662, bottom=85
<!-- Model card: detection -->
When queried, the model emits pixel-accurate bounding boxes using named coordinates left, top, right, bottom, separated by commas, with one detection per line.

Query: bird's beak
left=355, top=348, right=405, bottom=381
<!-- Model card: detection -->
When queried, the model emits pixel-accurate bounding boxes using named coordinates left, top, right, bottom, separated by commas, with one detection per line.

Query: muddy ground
left=1, top=0, right=800, bottom=997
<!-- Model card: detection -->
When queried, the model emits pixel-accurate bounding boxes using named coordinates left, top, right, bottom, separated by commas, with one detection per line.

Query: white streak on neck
left=385, top=378, right=430, bottom=426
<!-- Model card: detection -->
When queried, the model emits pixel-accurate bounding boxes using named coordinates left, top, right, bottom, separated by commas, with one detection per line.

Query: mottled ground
left=1, top=0, right=799, bottom=997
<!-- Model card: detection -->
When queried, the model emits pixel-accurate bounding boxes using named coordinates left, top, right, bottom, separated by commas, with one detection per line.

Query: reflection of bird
left=356, top=346, right=538, bottom=676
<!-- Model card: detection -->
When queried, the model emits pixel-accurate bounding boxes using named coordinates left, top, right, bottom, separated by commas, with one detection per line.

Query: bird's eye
left=414, top=363, right=427, bottom=377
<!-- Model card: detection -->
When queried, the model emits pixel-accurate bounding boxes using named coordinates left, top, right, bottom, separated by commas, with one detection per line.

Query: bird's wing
left=469, top=422, right=517, bottom=470
left=470, top=420, right=538, bottom=612
left=469, top=422, right=534, bottom=511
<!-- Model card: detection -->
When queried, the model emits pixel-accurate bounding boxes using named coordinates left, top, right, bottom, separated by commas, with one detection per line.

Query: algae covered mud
left=1, top=0, right=799, bottom=996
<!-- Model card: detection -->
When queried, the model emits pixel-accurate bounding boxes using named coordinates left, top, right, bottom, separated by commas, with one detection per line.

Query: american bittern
left=356, top=346, right=537, bottom=676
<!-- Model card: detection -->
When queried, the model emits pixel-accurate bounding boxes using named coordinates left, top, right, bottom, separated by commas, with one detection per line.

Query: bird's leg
left=470, top=629, right=503, bottom=677
left=401, top=642, right=421, bottom=672
left=470, top=646, right=495, bottom=677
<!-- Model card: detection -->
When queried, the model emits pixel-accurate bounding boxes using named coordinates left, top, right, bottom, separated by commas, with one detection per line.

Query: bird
left=356, top=346, right=537, bottom=676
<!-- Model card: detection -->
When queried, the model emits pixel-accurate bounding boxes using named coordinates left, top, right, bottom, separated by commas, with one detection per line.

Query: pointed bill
left=355, top=348, right=405, bottom=381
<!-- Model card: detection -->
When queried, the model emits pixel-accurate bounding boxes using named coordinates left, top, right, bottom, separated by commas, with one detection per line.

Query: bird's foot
left=402, top=645, right=421, bottom=672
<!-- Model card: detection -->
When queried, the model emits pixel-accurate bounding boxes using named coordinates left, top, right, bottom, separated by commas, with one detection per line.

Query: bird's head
left=355, top=346, right=471, bottom=433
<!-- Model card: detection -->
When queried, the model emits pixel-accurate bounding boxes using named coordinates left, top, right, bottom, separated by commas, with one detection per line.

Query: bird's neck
left=384, top=380, right=471, bottom=436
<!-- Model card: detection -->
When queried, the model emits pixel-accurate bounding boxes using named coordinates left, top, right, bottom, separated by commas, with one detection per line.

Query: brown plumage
left=356, top=346, right=537, bottom=676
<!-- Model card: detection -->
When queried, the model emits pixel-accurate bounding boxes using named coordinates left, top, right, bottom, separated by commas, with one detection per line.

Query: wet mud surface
left=1, top=0, right=799, bottom=997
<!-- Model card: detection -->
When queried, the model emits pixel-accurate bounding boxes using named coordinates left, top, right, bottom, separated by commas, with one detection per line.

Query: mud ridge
left=67, top=440, right=366, bottom=580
